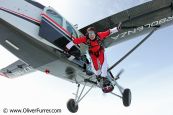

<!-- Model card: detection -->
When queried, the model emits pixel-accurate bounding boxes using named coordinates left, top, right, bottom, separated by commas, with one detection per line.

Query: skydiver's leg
left=98, top=50, right=113, bottom=93
left=101, top=56, right=108, bottom=78
left=98, top=50, right=108, bottom=78
left=89, top=54, right=100, bottom=76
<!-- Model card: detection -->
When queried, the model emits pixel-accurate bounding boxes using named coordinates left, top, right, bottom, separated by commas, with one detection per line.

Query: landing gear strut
left=66, top=83, right=94, bottom=113
left=66, top=75, right=131, bottom=113
left=109, top=73, right=132, bottom=107
left=111, top=88, right=131, bottom=107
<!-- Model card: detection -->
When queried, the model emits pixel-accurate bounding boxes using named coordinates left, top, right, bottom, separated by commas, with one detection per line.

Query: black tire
left=122, top=89, right=131, bottom=107
left=67, top=99, right=78, bottom=113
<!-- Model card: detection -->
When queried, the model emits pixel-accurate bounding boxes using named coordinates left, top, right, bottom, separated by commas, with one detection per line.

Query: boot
left=101, top=77, right=114, bottom=93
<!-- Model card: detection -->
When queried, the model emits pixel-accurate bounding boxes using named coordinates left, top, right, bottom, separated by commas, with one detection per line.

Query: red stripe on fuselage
left=0, top=7, right=77, bottom=41
left=0, top=7, right=41, bottom=24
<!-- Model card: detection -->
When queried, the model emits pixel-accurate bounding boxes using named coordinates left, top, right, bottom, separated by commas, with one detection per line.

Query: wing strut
left=108, top=27, right=159, bottom=72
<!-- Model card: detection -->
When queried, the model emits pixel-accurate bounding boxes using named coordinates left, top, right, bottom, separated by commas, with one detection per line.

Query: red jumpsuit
left=72, top=30, right=111, bottom=76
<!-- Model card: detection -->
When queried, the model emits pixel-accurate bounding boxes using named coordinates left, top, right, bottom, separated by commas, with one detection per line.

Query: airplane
left=0, top=0, right=173, bottom=113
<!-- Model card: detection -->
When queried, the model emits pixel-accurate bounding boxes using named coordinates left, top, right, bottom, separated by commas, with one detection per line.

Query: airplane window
left=46, top=9, right=63, bottom=26
left=66, top=21, right=78, bottom=38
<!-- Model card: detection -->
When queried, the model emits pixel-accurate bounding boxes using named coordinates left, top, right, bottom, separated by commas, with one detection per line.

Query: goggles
left=88, top=31, right=95, bottom=36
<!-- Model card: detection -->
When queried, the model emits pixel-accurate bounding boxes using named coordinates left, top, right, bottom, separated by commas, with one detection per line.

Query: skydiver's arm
left=97, top=27, right=119, bottom=40
left=66, top=36, right=87, bottom=50
left=98, top=22, right=121, bottom=40
left=97, top=30, right=111, bottom=40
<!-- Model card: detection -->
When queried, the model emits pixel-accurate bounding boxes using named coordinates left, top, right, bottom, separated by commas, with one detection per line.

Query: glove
left=117, top=22, right=122, bottom=31
left=110, top=22, right=122, bottom=34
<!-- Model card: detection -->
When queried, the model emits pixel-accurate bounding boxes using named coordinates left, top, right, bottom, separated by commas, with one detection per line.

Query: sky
left=0, top=0, right=173, bottom=115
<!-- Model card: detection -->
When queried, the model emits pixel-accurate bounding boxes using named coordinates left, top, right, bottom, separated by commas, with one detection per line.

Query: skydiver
left=66, top=23, right=121, bottom=93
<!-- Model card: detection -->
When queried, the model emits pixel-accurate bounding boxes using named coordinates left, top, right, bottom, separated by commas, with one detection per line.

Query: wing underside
left=79, top=0, right=173, bottom=48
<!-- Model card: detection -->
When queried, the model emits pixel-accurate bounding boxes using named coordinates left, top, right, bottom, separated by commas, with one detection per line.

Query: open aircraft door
left=39, top=7, right=81, bottom=57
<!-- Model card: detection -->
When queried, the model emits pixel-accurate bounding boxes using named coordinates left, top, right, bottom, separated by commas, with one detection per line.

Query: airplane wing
left=0, top=60, right=35, bottom=78
left=79, top=0, right=173, bottom=48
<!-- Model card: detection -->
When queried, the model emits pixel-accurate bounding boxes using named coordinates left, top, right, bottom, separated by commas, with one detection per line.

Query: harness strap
left=86, top=34, right=104, bottom=57
left=86, top=35, right=103, bottom=48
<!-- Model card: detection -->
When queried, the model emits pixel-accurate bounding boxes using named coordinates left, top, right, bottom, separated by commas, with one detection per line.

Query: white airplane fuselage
left=0, top=0, right=88, bottom=82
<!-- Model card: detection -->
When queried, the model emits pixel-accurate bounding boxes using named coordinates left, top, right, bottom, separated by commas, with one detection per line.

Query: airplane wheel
left=122, top=89, right=131, bottom=107
left=67, top=99, right=78, bottom=113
